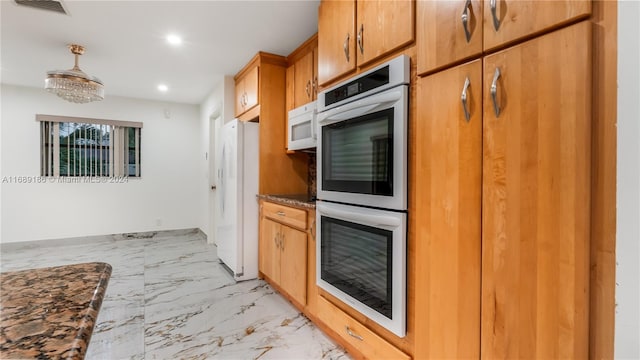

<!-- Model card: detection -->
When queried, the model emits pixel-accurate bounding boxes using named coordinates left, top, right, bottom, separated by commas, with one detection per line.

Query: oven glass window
left=322, top=109, right=394, bottom=196
left=320, top=216, right=393, bottom=319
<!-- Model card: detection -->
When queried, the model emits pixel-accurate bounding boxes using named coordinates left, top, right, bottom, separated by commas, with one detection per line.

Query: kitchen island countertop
left=0, top=262, right=112, bottom=360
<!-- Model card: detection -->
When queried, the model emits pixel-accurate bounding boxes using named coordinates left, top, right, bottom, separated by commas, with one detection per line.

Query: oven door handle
left=317, top=89, right=403, bottom=124
left=317, top=203, right=401, bottom=228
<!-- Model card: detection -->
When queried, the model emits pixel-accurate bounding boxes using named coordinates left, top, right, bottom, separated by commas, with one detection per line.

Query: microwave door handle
left=317, top=203, right=401, bottom=228
left=317, top=89, right=403, bottom=124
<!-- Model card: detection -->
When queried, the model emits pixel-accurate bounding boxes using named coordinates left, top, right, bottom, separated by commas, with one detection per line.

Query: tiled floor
left=0, top=230, right=350, bottom=359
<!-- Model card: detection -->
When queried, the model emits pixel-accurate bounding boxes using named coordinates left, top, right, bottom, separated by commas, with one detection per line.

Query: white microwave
left=287, top=101, right=317, bottom=151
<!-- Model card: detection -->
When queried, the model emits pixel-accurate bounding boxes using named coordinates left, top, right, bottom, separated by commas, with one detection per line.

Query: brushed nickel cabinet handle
left=310, top=219, right=316, bottom=240
left=461, top=0, right=472, bottom=43
left=491, top=67, right=501, bottom=117
left=490, top=0, right=500, bottom=31
left=276, top=211, right=286, bottom=216
left=343, top=33, right=350, bottom=62
left=274, top=233, right=279, bottom=249
left=306, top=80, right=312, bottom=98
left=357, top=24, right=364, bottom=55
left=345, top=326, right=363, bottom=341
left=461, top=76, right=471, bottom=122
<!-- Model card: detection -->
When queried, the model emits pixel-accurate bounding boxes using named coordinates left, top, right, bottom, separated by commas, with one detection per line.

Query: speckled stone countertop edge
left=256, top=194, right=316, bottom=210
left=0, top=262, right=113, bottom=360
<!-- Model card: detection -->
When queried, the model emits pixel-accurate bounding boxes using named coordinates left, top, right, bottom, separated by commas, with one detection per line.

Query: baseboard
left=1, top=228, right=207, bottom=252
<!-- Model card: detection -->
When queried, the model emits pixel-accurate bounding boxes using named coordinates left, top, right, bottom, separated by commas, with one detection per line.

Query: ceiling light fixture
left=166, top=34, right=182, bottom=46
left=45, top=44, right=104, bottom=104
left=157, top=84, right=169, bottom=92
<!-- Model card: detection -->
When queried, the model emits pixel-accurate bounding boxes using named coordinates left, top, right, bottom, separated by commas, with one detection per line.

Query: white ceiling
left=0, top=0, right=320, bottom=104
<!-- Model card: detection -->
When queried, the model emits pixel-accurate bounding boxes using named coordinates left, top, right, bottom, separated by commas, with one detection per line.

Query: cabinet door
left=482, top=21, right=591, bottom=359
left=244, top=65, right=259, bottom=112
left=259, top=217, right=281, bottom=283
left=483, top=0, right=591, bottom=51
left=235, top=78, right=245, bottom=117
left=414, top=59, right=482, bottom=359
left=280, top=225, right=308, bottom=306
left=318, top=0, right=356, bottom=86
left=417, top=0, right=483, bottom=75
left=356, top=0, right=414, bottom=67
left=294, top=51, right=315, bottom=108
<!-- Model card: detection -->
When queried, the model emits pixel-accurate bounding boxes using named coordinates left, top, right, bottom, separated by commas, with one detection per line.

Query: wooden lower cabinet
left=481, top=21, right=592, bottom=359
left=414, top=20, right=591, bottom=360
left=317, top=296, right=410, bottom=360
left=414, top=59, right=483, bottom=359
left=259, top=201, right=308, bottom=307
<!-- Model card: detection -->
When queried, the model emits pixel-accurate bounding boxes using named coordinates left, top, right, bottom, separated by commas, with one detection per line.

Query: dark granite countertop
left=0, top=262, right=112, bottom=360
left=257, top=194, right=316, bottom=209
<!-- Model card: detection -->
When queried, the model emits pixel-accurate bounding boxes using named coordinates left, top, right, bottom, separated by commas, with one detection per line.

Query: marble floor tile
left=0, top=232, right=351, bottom=360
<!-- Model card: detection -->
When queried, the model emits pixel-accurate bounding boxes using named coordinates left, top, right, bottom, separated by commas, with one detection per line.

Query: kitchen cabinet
left=259, top=201, right=309, bottom=307
left=317, top=296, right=411, bottom=360
left=234, top=65, right=259, bottom=118
left=481, top=21, right=591, bottom=359
left=286, top=34, right=318, bottom=110
left=234, top=52, right=308, bottom=194
left=413, top=20, right=591, bottom=360
left=416, top=0, right=590, bottom=75
left=317, top=0, right=355, bottom=87
left=483, top=0, right=591, bottom=51
left=416, top=0, right=483, bottom=75
left=414, top=59, right=482, bottom=359
left=317, top=0, right=414, bottom=86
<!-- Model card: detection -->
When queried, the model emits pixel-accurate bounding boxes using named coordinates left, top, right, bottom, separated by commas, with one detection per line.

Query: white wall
left=616, top=1, right=640, bottom=358
left=0, top=84, right=204, bottom=243
left=199, top=76, right=235, bottom=243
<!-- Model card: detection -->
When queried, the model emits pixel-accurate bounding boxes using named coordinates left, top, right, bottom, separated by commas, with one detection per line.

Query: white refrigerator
left=216, top=119, right=259, bottom=281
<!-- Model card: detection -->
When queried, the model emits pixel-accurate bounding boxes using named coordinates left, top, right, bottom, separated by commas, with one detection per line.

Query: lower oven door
left=316, top=201, right=406, bottom=337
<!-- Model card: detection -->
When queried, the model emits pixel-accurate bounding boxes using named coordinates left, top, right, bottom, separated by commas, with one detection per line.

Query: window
left=37, top=114, right=142, bottom=177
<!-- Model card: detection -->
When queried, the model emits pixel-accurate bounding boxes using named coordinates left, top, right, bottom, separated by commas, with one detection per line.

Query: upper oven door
left=317, top=85, right=408, bottom=210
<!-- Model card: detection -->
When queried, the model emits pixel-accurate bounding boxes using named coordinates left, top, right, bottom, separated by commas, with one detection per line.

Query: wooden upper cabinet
left=294, top=50, right=315, bottom=107
left=355, top=0, right=415, bottom=67
left=234, top=64, right=259, bottom=118
left=417, top=0, right=483, bottom=75
left=481, top=21, right=591, bottom=359
left=483, top=0, right=591, bottom=51
left=414, top=59, right=482, bottom=359
left=318, top=0, right=356, bottom=86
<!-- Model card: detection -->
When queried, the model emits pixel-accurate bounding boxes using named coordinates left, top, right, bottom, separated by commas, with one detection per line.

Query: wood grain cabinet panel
left=318, top=0, right=356, bottom=86
left=481, top=21, right=591, bottom=359
left=417, top=0, right=483, bottom=75
left=414, top=59, right=482, bottom=359
left=259, top=201, right=309, bottom=308
left=355, top=0, right=415, bottom=68
left=483, top=0, right=591, bottom=51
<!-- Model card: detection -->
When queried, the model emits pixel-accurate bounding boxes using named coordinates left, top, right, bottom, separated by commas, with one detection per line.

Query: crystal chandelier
left=45, top=44, right=104, bottom=104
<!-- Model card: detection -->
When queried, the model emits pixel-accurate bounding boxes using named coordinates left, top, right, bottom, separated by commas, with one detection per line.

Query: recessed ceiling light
left=166, top=34, right=182, bottom=46
left=158, top=84, right=169, bottom=92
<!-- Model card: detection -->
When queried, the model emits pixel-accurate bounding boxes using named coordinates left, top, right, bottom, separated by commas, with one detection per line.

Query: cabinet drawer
left=317, top=296, right=410, bottom=360
left=262, top=202, right=307, bottom=230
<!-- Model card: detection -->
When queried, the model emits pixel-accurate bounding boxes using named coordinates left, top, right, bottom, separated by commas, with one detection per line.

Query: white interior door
left=209, top=115, right=221, bottom=245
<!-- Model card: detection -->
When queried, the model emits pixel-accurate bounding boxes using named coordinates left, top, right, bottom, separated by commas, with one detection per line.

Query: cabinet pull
left=345, top=326, right=364, bottom=341
left=313, top=77, right=318, bottom=97
left=490, top=0, right=500, bottom=31
left=281, top=233, right=285, bottom=251
left=490, top=67, right=501, bottom=118
left=276, top=211, right=286, bottom=216
left=310, top=219, right=316, bottom=240
left=343, top=33, right=350, bottom=62
left=461, top=0, right=472, bottom=43
left=461, top=77, right=471, bottom=122
left=274, top=233, right=280, bottom=249
left=357, top=24, right=364, bottom=55
left=306, top=80, right=312, bottom=98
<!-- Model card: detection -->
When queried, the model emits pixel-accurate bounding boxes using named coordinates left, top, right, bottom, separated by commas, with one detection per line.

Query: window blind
left=37, top=115, right=142, bottom=177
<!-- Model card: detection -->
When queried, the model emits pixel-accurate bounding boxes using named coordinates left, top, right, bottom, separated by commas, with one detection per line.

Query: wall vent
left=14, top=0, right=67, bottom=15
